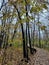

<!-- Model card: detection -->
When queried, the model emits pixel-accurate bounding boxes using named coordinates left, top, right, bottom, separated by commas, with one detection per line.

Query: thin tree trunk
left=33, top=13, right=35, bottom=47
left=26, top=22, right=29, bottom=60
left=25, top=0, right=33, bottom=54
left=38, top=14, right=41, bottom=48
left=16, top=8, right=27, bottom=58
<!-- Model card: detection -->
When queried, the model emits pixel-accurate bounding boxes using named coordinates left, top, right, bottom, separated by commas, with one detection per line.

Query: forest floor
left=0, top=47, right=49, bottom=65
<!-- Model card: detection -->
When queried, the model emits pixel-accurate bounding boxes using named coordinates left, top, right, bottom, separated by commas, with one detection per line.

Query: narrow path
left=30, top=48, right=49, bottom=65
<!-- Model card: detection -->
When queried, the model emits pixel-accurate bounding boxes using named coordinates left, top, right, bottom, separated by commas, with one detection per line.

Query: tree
left=0, top=0, right=48, bottom=63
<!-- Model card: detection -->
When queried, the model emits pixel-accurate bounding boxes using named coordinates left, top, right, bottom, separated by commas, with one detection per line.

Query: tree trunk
left=26, top=22, right=29, bottom=60
left=38, top=14, right=41, bottom=48
left=16, top=8, right=27, bottom=58
left=33, top=13, right=35, bottom=47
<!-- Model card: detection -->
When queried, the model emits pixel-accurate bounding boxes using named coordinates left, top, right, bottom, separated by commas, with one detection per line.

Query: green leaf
left=42, top=4, right=48, bottom=9
left=41, top=25, right=47, bottom=30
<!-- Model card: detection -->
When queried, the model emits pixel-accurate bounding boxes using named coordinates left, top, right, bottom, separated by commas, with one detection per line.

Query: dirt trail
left=30, top=48, right=49, bottom=65
left=0, top=47, right=49, bottom=65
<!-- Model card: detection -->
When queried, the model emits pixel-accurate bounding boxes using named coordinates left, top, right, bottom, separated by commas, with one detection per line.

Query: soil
left=0, top=47, right=49, bottom=65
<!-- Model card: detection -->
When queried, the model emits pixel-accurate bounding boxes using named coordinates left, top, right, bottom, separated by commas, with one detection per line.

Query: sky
left=0, top=0, right=49, bottom=38
left=0, top=0, right=49, bottom=26
left=0, top=0, right=2, bottom=7
left=0, top=0, right=1, bottom=7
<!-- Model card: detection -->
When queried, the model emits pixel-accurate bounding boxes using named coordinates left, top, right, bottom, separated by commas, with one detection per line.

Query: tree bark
left=16, top=8, right=27, bottom=58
